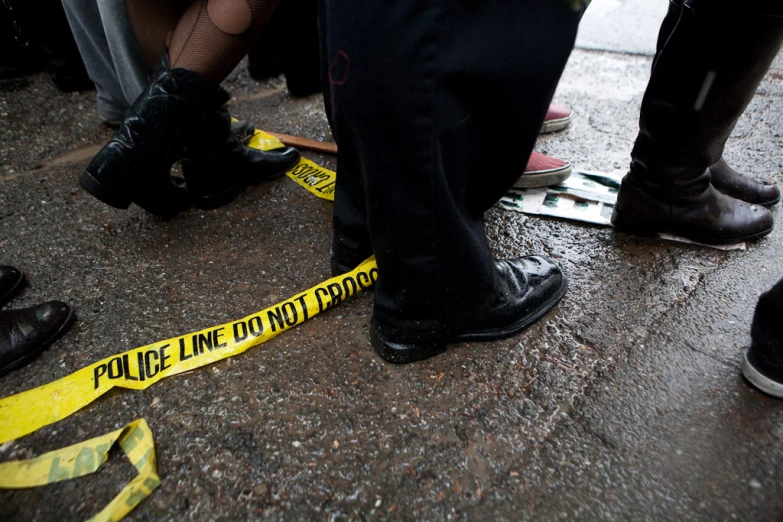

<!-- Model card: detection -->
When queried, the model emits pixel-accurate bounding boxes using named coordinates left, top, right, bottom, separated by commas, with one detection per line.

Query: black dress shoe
left=742, top=279, right=783, bottom=398
left=181, top=106, right=301, bottom=210
left=371, top=256, right=568, bottom=364
left=710, top=159, right=781, bottom=208
left=0, top=301, right=75, bottom=377
left=0, top=266, right=25, bottom=306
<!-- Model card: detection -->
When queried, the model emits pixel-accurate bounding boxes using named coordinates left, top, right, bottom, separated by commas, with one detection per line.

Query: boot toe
left=503, top=255, right=566, bottom=308
left=759, top=183, right=781, bottom=207
left=719, top=197, right=774, bottom=242
left=34, top=301, right=75, bottom=337
left=456, top=256, right=568, bottom=341
left=251, top=146, right=301, bottom=172
left=0, top=301, right=74, bottom=375
left=0, top=266, right=25, bottom=305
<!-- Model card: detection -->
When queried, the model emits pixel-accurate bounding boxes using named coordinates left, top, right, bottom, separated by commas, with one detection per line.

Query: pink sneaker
left=540, top=104, right=573, bottom=134
left=515, top=151, right=573, bottom=188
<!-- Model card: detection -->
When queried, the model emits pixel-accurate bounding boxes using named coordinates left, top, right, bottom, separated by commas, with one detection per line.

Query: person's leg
left=124, top=0, right=190, bottom=72
left=80, top=0, right=299, bottom=217
left=323, top=0, right=584, bottom=360
left=39, top=0, right=94, bottom=92
left=611, top=1, right=782, bottom=243
left=742, top=278, right=783, bottom=398
left=61, top=0, right=128, bottom=123
left=649, top=0, right=780, bottom=208
left=96, top=0, right=152, bottom=109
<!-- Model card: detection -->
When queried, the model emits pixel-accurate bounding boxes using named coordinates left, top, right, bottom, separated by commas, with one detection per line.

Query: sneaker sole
left=0, top=306, right=76, bottom=377
left=742, top=349, right=783, bottom=398
left=513, top=164, right=573, bottom=189
left=540, top=116, right=572, bottom=134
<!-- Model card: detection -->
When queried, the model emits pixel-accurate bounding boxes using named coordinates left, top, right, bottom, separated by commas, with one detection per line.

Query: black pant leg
left=322, top=0, right=584, bottom=340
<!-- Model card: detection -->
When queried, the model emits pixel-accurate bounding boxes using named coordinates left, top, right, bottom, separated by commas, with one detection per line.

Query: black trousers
left=320, top=0, right=585, bottom=340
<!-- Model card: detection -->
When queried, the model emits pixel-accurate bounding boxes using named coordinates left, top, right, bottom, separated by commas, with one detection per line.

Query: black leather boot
left=0, top=301, right=75, bottom=376
left=710, top=159, right=780, bottom=208
left=742, top=278, right=783, bottom=398
left=80, top=56, right=230, bottom=218
left=611, top=2, right=782, bottom=244
left=655, top=0, right=781, bottom=208
left=181, top=107, right=300, bottom=210
left=371, top=256, right=568, bottom=364
left=0, top=266, right=25, bottom=306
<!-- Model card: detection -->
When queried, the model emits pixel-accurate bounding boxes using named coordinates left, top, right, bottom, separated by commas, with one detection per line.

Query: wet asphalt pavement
left=1, top=2, right=782, bottom=520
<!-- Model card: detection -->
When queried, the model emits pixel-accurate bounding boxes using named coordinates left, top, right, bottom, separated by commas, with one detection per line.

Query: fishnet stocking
left=126, top=0, right=190, bottom=71
left=126, top=0, right=279, bottom=83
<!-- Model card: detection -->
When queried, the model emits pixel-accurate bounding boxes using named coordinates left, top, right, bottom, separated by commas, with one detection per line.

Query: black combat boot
left=611, top=1, right=782, bottom=244
left=181, top=106, right=300, bottom=210
left=80, top=55, right=230, bottom=218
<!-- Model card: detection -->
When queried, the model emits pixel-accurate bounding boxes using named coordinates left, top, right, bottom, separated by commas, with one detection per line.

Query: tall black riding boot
left=611, top=2, right=782, bottom=244
left=80, top=56, right=230, bottom=218
left=652, top=0, right=780, bottom=208
left=181, top=106, right=300, bottom=210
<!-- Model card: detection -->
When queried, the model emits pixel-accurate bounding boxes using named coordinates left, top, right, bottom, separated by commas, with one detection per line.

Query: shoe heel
left=192, top=184, right=243, bottom=211
left=80, top=170, right=132, bottom=210
left=370, top=325, right=447, bottom=364
left=610, top=209, right=659, bottom=237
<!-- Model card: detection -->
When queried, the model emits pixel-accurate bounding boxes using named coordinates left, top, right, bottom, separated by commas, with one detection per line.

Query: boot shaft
left=630, top=2, right=783, bottom=191
left=125, top=55, right=230, bottom=148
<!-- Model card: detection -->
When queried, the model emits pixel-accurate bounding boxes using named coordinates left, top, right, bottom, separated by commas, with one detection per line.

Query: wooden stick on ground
left=266, top=132, right=338, bottom=155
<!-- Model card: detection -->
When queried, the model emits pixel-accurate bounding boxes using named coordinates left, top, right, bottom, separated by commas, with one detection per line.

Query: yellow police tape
left=0, top=419, right=159, bottom=522
left=0, top=257, right=377, bottom=444
left=0, top=129, right=349, bottom=521
left=248, top=128, right=336, bottom=201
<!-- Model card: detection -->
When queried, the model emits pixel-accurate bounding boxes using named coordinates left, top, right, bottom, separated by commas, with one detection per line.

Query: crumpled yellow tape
left=247, top=129, right=286, bottom=151
left=0, top=257, right=377, bottom=445
left=245, top=128, right=336, bottom=202
left=0, top=419, right=159, bottom=522
left=0, top=126, right=348, bottom=521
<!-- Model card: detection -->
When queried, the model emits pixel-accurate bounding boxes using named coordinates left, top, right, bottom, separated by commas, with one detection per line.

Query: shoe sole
left=540, top=116, right=572, bottom=134
left=192, top=168, right=289, bottom=211
left=0, top=269, right=26, bottom=307
left=81, top=169, right=186, bottom=219
left=372, top=273, right=569, bottom=364
left=759, top=194, right=781, bottom=208
left=0, top=306, right=76, bottom=377
left=611, top=214, right=774, bottom=245
left=513, top=164, right=573, bottom=189
left=741, top=349, right=783, bottom=398
left=80, top=169, right=133, bottom=210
